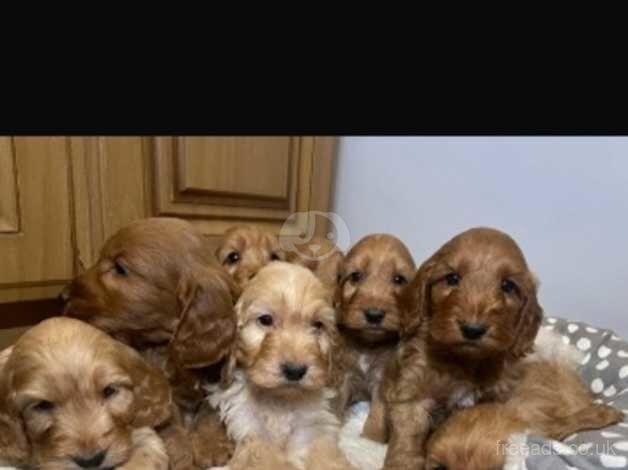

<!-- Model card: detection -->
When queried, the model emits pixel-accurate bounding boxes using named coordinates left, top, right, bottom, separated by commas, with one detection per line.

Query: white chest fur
left=208, top=371, right=340, bottom=468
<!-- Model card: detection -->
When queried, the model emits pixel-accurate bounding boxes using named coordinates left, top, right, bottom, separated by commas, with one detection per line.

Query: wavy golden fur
left=368, top=227, right=545, bottom=469
left=64, top=217, right=238, bottom=468
left=0, top=317, right=172, bottom=469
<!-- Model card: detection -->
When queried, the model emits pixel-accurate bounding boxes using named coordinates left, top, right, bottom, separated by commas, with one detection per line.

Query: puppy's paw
left=193, top=433, right=234, bottom=467
left=118, top=428, right=170, bottom=470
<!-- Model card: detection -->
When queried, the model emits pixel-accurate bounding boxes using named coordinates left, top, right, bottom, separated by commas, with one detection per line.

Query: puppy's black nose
left=460, top=322, right=489, bottom=340
left=281, top=363, right=308, bottom=381
left=364, top=308, right=385, bottom=325
left=73, top=450, right=106, bottom=468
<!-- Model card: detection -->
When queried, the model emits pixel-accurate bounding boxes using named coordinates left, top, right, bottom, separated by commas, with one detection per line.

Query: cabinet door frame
left=151, top=137, right=337, bottom=247
left=0, top=137, right=75, bottom=303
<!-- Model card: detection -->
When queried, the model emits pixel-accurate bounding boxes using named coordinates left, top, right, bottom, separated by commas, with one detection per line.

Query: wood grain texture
left=178, top=137, right=292, bottom=199
left=152, top=136, right=337, bottom=238
left=0, top=138, right=20, bottom=233
left=0, top=138, right=74, bottom=299
left=70, top=137, right=151, bottom=267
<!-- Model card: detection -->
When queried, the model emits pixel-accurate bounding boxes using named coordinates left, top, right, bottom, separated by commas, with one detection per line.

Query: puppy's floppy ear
left=317, top=250, right=344, bottom=291
left=509, top=273, right=543, bottom=358
left=117, top=343, right=173, bottom=428
left=170, top=265, right=237, bottom=370
left=398, top=261, right=434, bottom=338
left=0, top=347, right=31, bottom=464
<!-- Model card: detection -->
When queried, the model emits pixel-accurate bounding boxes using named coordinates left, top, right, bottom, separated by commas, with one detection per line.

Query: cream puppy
left=208, top=262, right=354, bottom=470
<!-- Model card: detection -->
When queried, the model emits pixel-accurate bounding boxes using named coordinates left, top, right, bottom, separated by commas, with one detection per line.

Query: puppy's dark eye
left=113, top=261, right=128, bottom=276
left=432, top=464, right=447, bottom=470
left=257, top=314, right=274, bottom=327
left=349, top=271, right=363, bottom=283
left=103, top=385, right=118, bottom=399
left=33, top=400, right=55, bottom=412
left=501, top=279, right=519, bottom=295
left=225, top=251, right=240, bottom=265
left=312, top=320, right=325, bottom=331
left=270, top=252, right=281, bottom=261
left=444, top=272, right=460, bottom=287
left=392, top=274, right=407, bottom=286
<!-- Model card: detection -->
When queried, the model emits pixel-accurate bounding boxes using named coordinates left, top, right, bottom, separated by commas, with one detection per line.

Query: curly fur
left=369, top=227, right=545, bottom=469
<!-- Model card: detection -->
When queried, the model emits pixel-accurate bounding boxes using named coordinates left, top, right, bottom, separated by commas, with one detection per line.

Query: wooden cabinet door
left=0, top=137, right=74, bottom=303
left=152, top=137, right=336, bottom=249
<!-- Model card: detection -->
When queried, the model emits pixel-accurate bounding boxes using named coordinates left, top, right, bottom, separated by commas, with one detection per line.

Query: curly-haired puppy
left=284, top=235, right=344, bottom=291
left=64, top=217, right=238, bottom=467
left=333, top=234, right=415, bottom=415
left=370, top=227, right=545, bottom=469
left=208, top=262, right=355, bottom=470
left=216, top=225, right=285, bottom=289
left=0, top=317, right=171, bottom=470
left=426, top=359, right=623, bottom=470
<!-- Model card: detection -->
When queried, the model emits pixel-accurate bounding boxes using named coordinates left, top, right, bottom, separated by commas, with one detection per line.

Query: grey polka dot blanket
left=501, top=316, right=628, bottom=470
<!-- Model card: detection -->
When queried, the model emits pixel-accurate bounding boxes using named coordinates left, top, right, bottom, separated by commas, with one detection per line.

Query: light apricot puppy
left=0, top=317, right=171, bottom=470
left=216, top=225, right=285, bottom=289
left=208, top=262, right=354, bottom=470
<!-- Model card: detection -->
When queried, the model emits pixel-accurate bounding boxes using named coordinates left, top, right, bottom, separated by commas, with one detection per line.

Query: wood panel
left=0, top=138, right=74, bottom=303
left=0, top=138, right=20, bottom=233
left=177, top=137, right=292, bottom=201
left=153, top=137, right=336, bottom=240
left=70, top=137, right=152, bottom=267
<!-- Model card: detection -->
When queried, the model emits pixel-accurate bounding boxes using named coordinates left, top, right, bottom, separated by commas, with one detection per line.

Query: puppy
left=426, top=359, right=623, bottom=470
left=334, top=234, right=415, bottom=415
left=0, top=317, right=171, bottom=470
left=285, top=235, right=344, bottom=291
left=64, top=217, right=238, bottom=467
left=371, top=227, right=545, bottom=469
left=208, top=262, right=354, bottom=470
left=216, top=225, right=285, bottom=289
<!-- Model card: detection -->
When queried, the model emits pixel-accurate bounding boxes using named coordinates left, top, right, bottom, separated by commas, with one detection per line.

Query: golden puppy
left=64, top=217, right=237, bottom=467
left=372, top=227, right=546, bottom=469
left=334, top=234, right=415, bottom=416
left=209, top=262, right=354, bottom=470
left=216, top=225, right=285, bottom=289
left=0, top=317, right=171, bottom=470
left=426, top=360, right=623, bottom=470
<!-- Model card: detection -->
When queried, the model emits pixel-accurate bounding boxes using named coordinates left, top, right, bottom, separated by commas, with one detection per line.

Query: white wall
left=331, top=137, right=628, bottom=337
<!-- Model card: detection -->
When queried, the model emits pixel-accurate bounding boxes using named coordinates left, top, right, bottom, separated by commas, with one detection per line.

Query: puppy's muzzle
left=72, top=449, right=107, bottom=468
left=363, top=308, right=385, bottom=325
left=460, top=322, right=489, bottom=340
left=281, top=362, right=308, bottom=382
